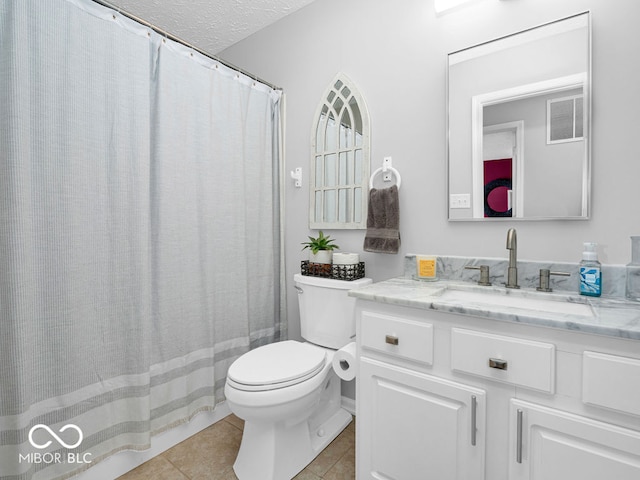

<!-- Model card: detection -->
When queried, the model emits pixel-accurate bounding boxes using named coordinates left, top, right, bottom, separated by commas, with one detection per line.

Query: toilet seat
left=227, top=340, right=327, bottom=392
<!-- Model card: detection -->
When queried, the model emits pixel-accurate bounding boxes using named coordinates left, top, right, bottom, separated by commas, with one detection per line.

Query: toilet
left=224, top=273, right=372, bottom=480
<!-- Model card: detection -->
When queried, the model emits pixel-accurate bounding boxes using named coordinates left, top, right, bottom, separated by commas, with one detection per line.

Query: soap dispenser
left=580, top=242, right=601, bottom=297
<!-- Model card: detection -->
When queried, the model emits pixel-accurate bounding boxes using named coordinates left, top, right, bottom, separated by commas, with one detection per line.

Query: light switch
left=450, top=193, right=471, bottom=209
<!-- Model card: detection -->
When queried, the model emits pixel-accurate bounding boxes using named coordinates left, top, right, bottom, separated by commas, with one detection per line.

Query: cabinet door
left=358, top=357, right=486, bottom=480
left=509, top=399, right=640, bottom=480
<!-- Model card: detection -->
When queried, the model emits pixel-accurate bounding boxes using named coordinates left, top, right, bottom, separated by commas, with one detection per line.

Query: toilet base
left=232, top=407, right=352, bottom=480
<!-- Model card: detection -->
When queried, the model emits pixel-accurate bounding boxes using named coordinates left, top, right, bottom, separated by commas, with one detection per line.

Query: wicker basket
left=301, top=260, right=365, bottom=281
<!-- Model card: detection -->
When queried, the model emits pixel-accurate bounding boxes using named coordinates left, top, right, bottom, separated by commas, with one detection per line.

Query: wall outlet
left=450, top=193, right=471, bottom=209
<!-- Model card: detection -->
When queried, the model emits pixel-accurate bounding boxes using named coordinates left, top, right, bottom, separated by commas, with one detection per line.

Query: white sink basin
left=435, top=287, right=594, bottom=317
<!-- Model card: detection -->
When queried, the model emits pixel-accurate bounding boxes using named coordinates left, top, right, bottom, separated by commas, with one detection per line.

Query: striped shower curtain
left=0, top=1, right=284, bottom=479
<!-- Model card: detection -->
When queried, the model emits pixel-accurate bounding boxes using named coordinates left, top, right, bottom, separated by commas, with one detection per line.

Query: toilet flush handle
left=295, top=285, right=303, bottom=294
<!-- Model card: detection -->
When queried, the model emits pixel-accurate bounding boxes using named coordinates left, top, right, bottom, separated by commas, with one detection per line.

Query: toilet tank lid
left=294, top=274, right=372, bottom=290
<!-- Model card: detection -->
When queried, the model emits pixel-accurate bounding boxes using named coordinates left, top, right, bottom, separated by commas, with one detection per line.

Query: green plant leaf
left=301, top=230, right=339, bottom=253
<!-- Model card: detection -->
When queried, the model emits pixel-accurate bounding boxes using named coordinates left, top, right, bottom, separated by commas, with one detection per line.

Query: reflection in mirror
left=448, top=12, right=591, bottom=220
left=310, top=74, right=370, bottom=229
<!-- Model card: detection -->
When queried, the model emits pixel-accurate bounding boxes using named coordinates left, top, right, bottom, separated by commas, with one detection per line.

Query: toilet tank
left=294, top=273, right=372, bottom=349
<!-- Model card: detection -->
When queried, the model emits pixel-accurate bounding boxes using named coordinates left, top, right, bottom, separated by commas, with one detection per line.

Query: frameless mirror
left=448, top=12, right=591, bottom=220
left=310, top=74, right=370, bottom=229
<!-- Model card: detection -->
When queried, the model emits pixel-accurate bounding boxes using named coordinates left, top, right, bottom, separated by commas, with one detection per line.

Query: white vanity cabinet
left=355, top=301, right=640, bottom=480
left=509, top=399, right=640, bottom=479
left=357, top=311, right=486, bottom=480
left=358, top=358, right=486, bottom=480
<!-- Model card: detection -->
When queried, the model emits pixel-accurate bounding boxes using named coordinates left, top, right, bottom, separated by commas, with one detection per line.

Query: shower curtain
left=0, top=1, right=284, bottom=479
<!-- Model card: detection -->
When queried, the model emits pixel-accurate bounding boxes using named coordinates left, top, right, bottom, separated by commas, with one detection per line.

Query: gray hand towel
left=363, top=185, right=400, bottom=254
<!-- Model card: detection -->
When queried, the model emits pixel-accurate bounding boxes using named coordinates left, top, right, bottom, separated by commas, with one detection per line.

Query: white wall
left=221, top=0, right=640, bottom=343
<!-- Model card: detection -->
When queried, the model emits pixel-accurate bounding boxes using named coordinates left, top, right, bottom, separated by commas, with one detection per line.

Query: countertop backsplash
left=404, top=254, right=628, bottom=299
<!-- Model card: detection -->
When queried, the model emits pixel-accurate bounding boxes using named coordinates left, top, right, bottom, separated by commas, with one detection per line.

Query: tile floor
left=118, top=414, right=355, bottom=480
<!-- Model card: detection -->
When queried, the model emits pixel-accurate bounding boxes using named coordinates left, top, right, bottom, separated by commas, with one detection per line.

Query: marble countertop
left=349, top=277, right=640, bottom=341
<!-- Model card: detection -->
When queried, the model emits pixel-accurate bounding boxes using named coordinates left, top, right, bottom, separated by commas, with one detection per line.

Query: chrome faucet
left=505, top=228, right=520, bottom=289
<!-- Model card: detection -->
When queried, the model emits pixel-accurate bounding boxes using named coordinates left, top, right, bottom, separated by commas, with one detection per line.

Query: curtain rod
left=90, top=0, right=281, bottom=91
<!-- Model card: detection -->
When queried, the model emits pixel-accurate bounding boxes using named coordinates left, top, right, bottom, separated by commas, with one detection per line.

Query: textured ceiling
left=108, top=0, right=318, bottom=54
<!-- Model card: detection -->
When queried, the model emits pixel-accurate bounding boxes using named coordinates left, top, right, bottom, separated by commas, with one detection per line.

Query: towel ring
left=369, top=166, right=401, bottom=190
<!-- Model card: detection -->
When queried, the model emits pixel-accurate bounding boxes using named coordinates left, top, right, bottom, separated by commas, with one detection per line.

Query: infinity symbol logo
left=28, top=424, right=83, bottom=449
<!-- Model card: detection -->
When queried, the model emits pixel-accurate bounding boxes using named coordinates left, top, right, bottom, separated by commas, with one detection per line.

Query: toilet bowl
left=224, top=274, right=372, bottom=480
left=225, top=341, right=349, bottom=480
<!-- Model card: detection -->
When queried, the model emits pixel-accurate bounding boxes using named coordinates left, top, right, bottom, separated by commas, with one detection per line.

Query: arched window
left=310, top=74, right=370, bottom=229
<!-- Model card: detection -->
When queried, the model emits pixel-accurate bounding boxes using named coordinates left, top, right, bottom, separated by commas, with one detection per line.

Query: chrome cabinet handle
left=471, top=395, right=477, bottom=446
left=385, top=335, right=399, bottom=346
left=516, top=409, right=523, bottom=464
left=489, top=358, right=508, bottom=370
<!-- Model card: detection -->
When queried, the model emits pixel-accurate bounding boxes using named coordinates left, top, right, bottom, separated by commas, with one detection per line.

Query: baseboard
left=341, top=395, right=356, bottom=416
left=71, top=402, right=231, bottom=479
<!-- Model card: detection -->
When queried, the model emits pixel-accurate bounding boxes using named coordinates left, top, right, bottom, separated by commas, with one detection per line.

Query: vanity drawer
left=583, top=351, right=640, bottom=417
left=360, top=311, right=433, bottom=365
left=451, top=328, right=555, bottom=393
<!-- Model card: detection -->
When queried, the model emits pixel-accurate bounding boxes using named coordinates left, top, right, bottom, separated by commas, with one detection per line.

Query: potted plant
left=301, top=231, right=339, bottom=267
